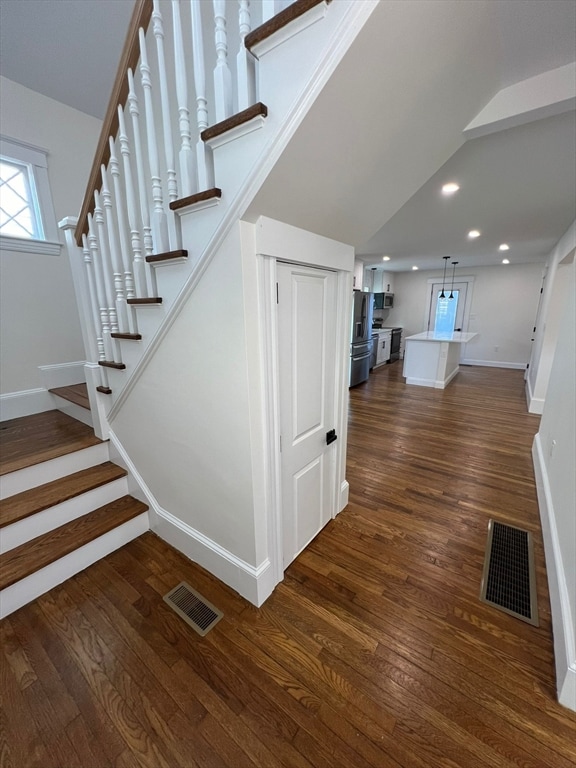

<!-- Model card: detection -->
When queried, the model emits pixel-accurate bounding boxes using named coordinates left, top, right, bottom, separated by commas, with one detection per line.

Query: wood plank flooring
left=0, top=411, right=102, bottom=475
left=2, top=365, right=575, bottom=767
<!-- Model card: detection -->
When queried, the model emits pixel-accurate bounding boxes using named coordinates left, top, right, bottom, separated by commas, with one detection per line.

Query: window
left=0, top=135, right=60, bottom=255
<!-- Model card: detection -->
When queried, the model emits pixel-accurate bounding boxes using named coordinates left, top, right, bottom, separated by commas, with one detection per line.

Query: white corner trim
left=205, top=115, right=267, bottom=150
left=250, top=1, right=329, bottom=59
left=107, top=428, right=277, bottom=606
left=339, top=480, right=349, bottom=513
left=461, top=359, right=526, bottom=370
left=0, top=235, right=62, bottom=256
left=0, top=388, right=54, bottom=421
left=38, top=360, right=86, bottom=389
left=525, top=374, right=545, bottom=414
left=532, top=433, right=576, bottom=712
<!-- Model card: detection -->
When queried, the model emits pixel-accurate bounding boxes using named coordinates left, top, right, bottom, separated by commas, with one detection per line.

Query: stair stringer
left=101, top=0, right=378, bottom=420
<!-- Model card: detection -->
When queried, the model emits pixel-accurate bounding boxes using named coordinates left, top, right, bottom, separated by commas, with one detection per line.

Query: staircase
left=0, top=410, right=148, bottom=618
left=61, top=0, right=370, bottom=437
left=51, top=0, right=374, bottom=605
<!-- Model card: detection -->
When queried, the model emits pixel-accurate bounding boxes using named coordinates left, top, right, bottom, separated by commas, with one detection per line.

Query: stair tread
left=0, top=462, right=127, bottom=529
left=98, top=361, right=126, bottom=370
left=110, top=332, right=142, bottom=340
left=49, top=383, right=90, bottom=410
left=201, top=103, right=268, bottom=143
left=0, top=495, right=148, bottom=590
left=127, top=297, right=162, bottom=304
left=146, top=249, right=188, bottom=263
left=170, top=188, right=221, bottom=212
left=245, top=0, right=331, bottom=51
left=0, top=411, right=103, bottom=476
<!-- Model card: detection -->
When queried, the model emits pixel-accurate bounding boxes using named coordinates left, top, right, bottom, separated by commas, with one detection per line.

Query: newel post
left=59, top=217, right=97, bottom=363
left=58, top=217, right=110, bottom=440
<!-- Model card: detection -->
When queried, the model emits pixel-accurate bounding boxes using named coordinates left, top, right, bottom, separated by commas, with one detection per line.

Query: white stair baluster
left=237, top=1, right=256, bottom=111
left=127, top=69, right=154, bottom=296
left=139, top=28, right=169, bottom=254
left=191, top=0, right=214, bottom=190
left=171, top=0, right=195, bottom=197
left=81, top=234, right=105, bottom=364
left=93, top=190, right=121, bottom=362
left=108, top=137, right=138, bottom=336
left=101, top=164, right=129, bottom=336
left=87, top=212, right=114, bottom=363
left=117, top=103, right=148, bottom=299
left=213, top=0, right=233, bottom=122
left=152, top=1, right=178, bottom=207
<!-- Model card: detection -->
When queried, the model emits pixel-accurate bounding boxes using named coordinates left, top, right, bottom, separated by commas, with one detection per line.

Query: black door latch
left=326, top=429, right=337, bottom=445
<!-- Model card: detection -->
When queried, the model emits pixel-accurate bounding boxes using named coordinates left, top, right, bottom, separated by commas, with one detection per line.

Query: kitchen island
left=403, top=331, right=477, bottom=389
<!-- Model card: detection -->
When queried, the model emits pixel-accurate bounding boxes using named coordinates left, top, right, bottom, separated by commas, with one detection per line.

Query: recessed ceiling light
left=499, top=243, right=510, bottom=251
left=468, top=230, right=481, bottom=239
left=502, top=258, right=510, bottom=264
left=412, top=266, right=419, bottom=271
left=382, top=256, right=391, bottom=261
left=441, top=182, right=460, bottom=196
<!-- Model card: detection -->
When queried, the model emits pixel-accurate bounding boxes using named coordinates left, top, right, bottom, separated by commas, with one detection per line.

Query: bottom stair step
left=0, top=495, right=148, bottom=617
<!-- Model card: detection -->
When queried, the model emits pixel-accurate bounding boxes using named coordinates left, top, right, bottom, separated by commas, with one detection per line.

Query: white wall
left=532, top=254, right=576, bottom=710
left=526, top=222, right=576, bottom=413
left=0, top=77, right=101, bottom=396
left=384, top=262, right=544, bottom=367
left=111, top=223, right=259, bottom=566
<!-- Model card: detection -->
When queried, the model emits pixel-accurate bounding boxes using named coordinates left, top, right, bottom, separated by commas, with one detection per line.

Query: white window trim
left=0, top=135, right=61, bottom=256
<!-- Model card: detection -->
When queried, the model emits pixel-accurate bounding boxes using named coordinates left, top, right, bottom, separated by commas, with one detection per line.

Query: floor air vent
left=480, top=519, right=539, bottom=626
left=163, top=582, right=223, bottom=636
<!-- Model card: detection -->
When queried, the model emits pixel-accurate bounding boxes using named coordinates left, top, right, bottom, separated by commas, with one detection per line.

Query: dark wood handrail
left=75, top=0, right=154, bottom=246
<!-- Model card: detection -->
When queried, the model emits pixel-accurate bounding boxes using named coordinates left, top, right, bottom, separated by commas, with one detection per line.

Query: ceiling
left=0, top=0, right=135, bottom=119
left=1, top=0, right=575, bottom=272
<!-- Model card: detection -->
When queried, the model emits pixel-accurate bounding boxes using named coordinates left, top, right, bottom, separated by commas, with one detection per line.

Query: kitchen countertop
left=405, top=331, right=476, bottom=343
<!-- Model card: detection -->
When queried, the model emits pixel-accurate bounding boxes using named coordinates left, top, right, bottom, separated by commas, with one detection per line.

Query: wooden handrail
left=75, top=0, right=154, bottom=246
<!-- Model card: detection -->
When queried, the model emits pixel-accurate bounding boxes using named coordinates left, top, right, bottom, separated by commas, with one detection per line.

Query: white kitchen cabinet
left=375, top=330, right=392, bottom=366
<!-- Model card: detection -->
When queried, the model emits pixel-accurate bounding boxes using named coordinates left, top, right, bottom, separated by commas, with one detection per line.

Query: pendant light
left=440, top=256, right=450, bottom=298
left=448, top=261, right=458, bottom=299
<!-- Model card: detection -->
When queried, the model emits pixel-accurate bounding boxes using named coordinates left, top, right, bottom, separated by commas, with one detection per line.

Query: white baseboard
left=38, top=361, right=86, bottom=390
left=0, top=388, right=54, bottom=421
left=155, top=509, right=275, bottom=607
left=108, top=428, right=276, bottom=607
left=461, top=359, right=526, bottom=370
left=525, top=373, right=545, bottom=414
left=532, top=433, right=576, bottom=712
left=0, top=512, right=148, bottom=619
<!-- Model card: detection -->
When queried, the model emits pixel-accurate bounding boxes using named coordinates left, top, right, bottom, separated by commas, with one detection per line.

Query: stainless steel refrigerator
left=350, top=291, right=373, bottom=387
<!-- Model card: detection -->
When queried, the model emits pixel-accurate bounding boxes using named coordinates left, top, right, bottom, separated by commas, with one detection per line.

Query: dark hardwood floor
left=2, top=364, right=575, bottom=767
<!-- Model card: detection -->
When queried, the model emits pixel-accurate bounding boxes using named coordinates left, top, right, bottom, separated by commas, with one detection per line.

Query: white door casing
left=276, top=261, right=338, bottom=568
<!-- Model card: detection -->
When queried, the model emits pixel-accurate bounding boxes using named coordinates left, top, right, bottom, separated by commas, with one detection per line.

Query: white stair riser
left=50, top=396, right=94, bottom=428
left=0, top=512, right=149, bottom=619
left=0, top=442, right=109, bottom=500
left=1, top=476, right=129, bottom=553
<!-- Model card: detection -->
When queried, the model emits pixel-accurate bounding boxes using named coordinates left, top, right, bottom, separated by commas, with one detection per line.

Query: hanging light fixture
left=440, top=256, right=450, bottom=298
left=448, top=261, right=459, bottom=299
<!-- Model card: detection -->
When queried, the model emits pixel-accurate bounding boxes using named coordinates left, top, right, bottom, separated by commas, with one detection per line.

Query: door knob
left=326, top=429, right=337, bottom=445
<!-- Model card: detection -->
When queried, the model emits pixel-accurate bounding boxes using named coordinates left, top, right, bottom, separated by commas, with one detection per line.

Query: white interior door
left=277, top=262, right=338, bottom=569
